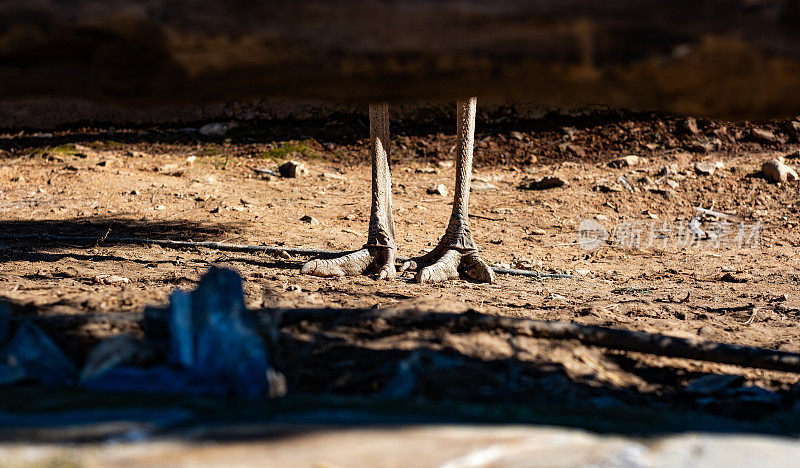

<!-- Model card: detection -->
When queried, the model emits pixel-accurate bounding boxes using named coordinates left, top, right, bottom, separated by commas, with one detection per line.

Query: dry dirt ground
left=1, top=106, right=800, bottom=434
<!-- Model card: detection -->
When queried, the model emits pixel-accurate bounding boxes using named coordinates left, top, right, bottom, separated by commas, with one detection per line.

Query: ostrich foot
left=301, top=246, right=396, bottom=280
left=400, top=249, right=494, bottom=284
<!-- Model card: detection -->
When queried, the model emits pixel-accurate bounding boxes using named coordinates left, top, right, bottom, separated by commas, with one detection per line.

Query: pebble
left=762, top=158, right=799, bottom=183
left=558, top=143, right=586, bottom=158
left=519, top=176, right=567, bottom=190
left=665, top=179, right=680, bottom=189
left=694, top=161, right=724, bottom=176
left=155, top=205, right=166, bottom=210
left=198, top=122, right=237, bottom=137
left=574, top=269, right=591, bottom=276
left=300, top=215, right=319, bottom=225
left=279, top=160, right=308, bottom=178
left=426, top=184, right=448, bottom=196
left=749, top=127, right=778, bottom=144
left=321, top=172, right=345, bottom=180
left=686, top=374, right=744, bottom=395
left=510, top=131, right=525, bottom=141
left=93, top=275, right=131, bottom=284
left=470, top=181, right=497, bottom=192
left=720, top=272, right=750, bottom=283
left=677, top=117, right=699, bottom=135
left=436, top=160, right=453, bottom=168
left=684, top=140, right=714, bottom=153
left=595, top=214, right=608, bottom=221
left=529, top=228, right=546, bottom=235
left=608, top=155, right=644, bottom=168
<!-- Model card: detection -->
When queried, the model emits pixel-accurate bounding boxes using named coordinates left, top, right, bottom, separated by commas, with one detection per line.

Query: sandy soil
left=1, top=107, right=799, bottom=422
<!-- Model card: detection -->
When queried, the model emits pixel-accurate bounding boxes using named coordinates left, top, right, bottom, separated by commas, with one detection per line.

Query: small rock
left=321, top=172, right=345, bottom=180
left=415, top=166, right=437, bottom=174
left=677, top=117, right=700, bottom=135
left=595, top=214, right=608, bottom=222
left=749, top=127, right=778, bottom=144
left=130, top=189, right=140, bottom=196
left=426, top=184, right=448, bottom=196
left=93, top=275, right=131, bottom=284
left=240, top=197, right=255, bottom=206
left=574, top=269, right=591, bottom=276
left=686, top=374, right=744, bottom=395
left=279, top=160, right=308, bottom=178
left=510, top=131, right=525, bottom=141
left=300, top=215, right=319, bottom=225
left=230, top=205, right=245, bottom=212
left=185, top=155, right=197, bottom=166
left=529, top=229, right=546, bottom=236
left=720, top=272, right=750, bottom=283
left=155, top=205, right=166, bottom=210
left=210, top=207, right=221, bottom=214
left=695, top=161, right=724, bottom=176
left=593, top=182, right=623, bottom=193
left=558, top=143, right=586, bottom=158
left=646, top=186, right=674, bottom=198
left=436, top=160, right=454, bottom=168
left=762, top=158, right=799, bottom=183
left=665, top=179, right=680, bottom=189
left=608, top=155, right=644, bottom=168
left=684, top=140, right=714, bottom=153
left=199, top=122, right=237, bottom=137
left=96, top=160, right=111, bottom=167
left=519, top=176, right=567, bottom=190
left=470, top=181, right=497, bottom=192
left=783, top=121, right=800, bottom=143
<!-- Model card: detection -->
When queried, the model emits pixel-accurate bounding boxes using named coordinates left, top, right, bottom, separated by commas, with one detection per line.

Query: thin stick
left=0, top=234, right=573, bottom=279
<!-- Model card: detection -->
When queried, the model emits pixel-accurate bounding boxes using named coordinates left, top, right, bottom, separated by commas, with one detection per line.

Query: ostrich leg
left=301, top=103, right=397, bottom=280
left=400, top=97, right=495, bottom=284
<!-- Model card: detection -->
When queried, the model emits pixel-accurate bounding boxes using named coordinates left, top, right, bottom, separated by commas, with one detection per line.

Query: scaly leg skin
left=400, top=97, right=495, bottom=284
left=301, top=103, right=397, bottom=280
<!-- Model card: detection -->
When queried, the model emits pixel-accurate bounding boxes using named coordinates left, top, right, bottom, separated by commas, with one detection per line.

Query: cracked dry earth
left=1, top=108, right=800, bottom=415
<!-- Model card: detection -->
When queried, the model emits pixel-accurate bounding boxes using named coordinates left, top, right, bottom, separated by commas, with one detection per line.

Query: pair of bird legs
left=301, top=97, right=495, bottom=284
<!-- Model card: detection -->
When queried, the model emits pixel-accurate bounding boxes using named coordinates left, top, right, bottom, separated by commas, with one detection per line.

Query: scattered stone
left=80, top=334, right=158, bottom=381
left=720, top=272, right=750, bottom=283
left=300, top=215, right=319, bottom=225
left=784, top=121, right=800, bottom=143
left=529, top=229, right=546, bottom=236
left=510, top=131, right=525, bottom=141
left=436, top=160, right=454, bottom=168
left=155, top=205, right=166, bottom=210
left=749, top=127, right=778, bottom=144
left=415, top=166, right=437, bottom=174
left=519, top=176, right=566, bottom=190
left=694, top=161, right=724, bottom=176
left=646, top=186, right=674, bottom=198
left=230, top=205, right=245, bottom=212
left=278, top=160, right=308, bottom=178
left=0, top=321, right=76, bottom=387
left=677, top=117, right=700, bottom=135
left=130, top=189, right=140, bottom=196
left=574, top=269, right=591, bottom=276
left=684, top=140, right=714, bottom=153
left=92, top=275, right=131, bottom=284
left=185, top=155, right=197, bottom=166
left=665, top=179, right=680, bottom=189
left=762, top=158, right=799, bottom=183
left=210, top=206, right=221, bottom=214
left=199, top=122, right=237, bottom=137
left=608, top=155, right=644, bottom=168
left=470, top=181, right=497, bottom=192
left=593, top=182, right=623, bottom=193
left=595, top=214, right=608, bottom=222
left=96, top=160, right=111, bottom=167
left=426, top=184, right=448, bottom=196
left=686, top=374, right=744, bottom=395
left=321, top=172, right=345, bottom=180
left=558, top=143, right=586, bottom=158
